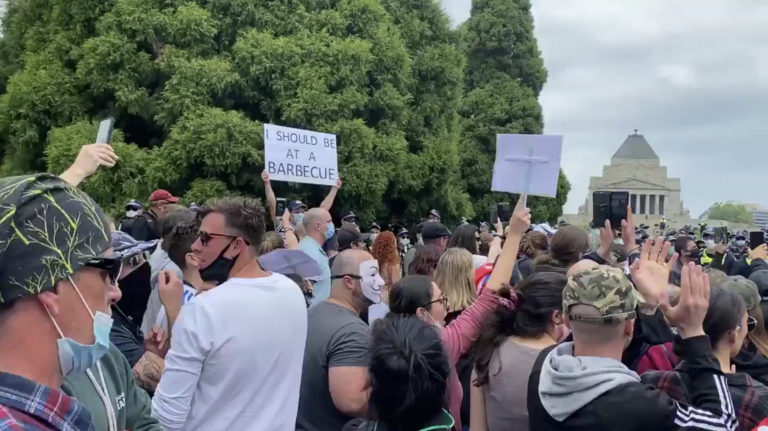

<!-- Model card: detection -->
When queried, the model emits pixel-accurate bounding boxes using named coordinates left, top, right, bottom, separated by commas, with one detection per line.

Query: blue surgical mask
left=47, top=277, right=113, bottom=377
left=293, top=213, right=305, bottom=225
left=325, top=222, right=335, bottom=240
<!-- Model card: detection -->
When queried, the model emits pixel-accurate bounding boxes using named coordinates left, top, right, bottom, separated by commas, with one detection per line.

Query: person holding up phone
left=59, top=143, right=118, bottom=187
left=700, top=228, right=736, bottom=274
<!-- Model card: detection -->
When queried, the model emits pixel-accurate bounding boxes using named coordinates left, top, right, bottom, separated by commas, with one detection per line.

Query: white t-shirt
left=154, top=284, right=198, bottom=333
left=152, top=273, right=307, bottom=431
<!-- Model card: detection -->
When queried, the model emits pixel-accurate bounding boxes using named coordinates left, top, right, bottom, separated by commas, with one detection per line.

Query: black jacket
left=125, top=211, right=160, bottom=241
left=527, top=336, right=737, bottom=431
left=733, top=343, right=768, bottom=386
left=730, top=257, right=768, bottom=279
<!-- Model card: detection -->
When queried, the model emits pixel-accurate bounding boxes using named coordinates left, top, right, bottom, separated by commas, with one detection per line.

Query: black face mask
left=687, top=249, right=702, bottom=260
left=199, top=240, right=237, bottom=285
left=116, top=261, right=152, bottom=326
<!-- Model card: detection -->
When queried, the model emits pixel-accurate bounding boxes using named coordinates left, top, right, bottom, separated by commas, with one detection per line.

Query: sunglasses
left=748, top=316, right=758, bottom=333
left=197, top=231, right=238, bottom=246
left=83, top=256, right=122, bottom=285
left=422, top=296, right=448, bottom=309
left=330, top=274, right=363, bottom=281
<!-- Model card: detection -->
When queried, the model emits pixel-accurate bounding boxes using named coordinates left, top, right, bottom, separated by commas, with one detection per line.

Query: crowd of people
left=2, top=142, right=768, bottom=431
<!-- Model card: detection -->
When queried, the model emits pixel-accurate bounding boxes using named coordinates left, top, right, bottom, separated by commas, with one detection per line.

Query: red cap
left=150, top=189, right=179, bottom=203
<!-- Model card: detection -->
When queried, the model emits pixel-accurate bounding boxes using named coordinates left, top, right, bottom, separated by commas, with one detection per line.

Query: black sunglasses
left=197, top=231, right=243, bottom=246
left=748, top=316, right=758, bottom=333
left=83, top=256, right=122, bottom=285
left=330, top=274, right=363, bottom=280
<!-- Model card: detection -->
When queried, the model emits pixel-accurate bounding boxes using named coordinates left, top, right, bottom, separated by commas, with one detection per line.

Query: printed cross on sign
left=504, top=148, right=549, bottom=208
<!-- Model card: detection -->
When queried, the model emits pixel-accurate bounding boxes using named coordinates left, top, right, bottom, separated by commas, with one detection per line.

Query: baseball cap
left=0, top=174, right=112, bottom=305
left=150, top=189, right=179, bottom=203
left=341, top=211, right=357, bottom=221
left=563, top=266, right=640, bottom=324
left=111, top=231, right=159, bottom=260
left=337, top=225, right=363, bottom=251
left=125, top=199, right=142, bottom=211
left=288, top=200, right=308, bottom=212
left=421, top=221, right=452, bottom=240
left=721, top=275, right=760, bottom=310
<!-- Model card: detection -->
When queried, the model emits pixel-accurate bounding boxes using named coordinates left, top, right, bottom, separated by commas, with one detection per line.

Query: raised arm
left=485, top=194, right=531, bottom=293
left=319, top=177, right=342, bottom=211
left=281, top=209, right=300, bottom=250
left=59, top=143, right=118, bottom=186
left=262, top=170, right=277, bottom=223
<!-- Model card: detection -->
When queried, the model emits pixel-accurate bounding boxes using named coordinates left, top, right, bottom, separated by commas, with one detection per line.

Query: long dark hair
left=534, top=225, right=588, bottom=269
left=704, top=287, right=745, bottom=348
left=389, top=275, right=433, bottom=315
left=408, top=245, right=442, bottom=278
left=448, top=224, right=479, bottom=255
left=474, top=270, right=567, bottom=386
left=369, top=315, right=450, bottom=430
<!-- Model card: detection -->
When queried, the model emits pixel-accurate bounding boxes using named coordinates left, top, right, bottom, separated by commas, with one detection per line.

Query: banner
left=264, top=124, right=338, bottom=186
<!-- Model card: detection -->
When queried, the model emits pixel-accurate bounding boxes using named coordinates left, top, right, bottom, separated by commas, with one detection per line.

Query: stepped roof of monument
left=611, top=132, right=659, bottom=161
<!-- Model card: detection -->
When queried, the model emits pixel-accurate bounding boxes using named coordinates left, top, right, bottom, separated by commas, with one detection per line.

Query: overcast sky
left=442, top=0, right=768, bottom=217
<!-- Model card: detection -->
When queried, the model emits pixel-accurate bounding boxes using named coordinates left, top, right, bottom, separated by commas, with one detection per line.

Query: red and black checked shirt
left=0, top=372, right=94, bottom=431
left=642, top=369, right=768, bottom=431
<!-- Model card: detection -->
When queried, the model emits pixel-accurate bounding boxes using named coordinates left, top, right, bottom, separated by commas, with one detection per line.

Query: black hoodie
left=733, top=343, right=768, bottom=386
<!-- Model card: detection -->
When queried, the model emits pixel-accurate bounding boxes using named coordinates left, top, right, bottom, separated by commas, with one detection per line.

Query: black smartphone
left=96, top=117, right=114, bottom=145
left=714, top=227, right=728, bottom=244
left=276, top=198, right=287, bottom=217
left=750, top=231, right=765, bottom=248
left=592, top=191, right=611, bottom=228
left=609, top=192, right=629, bottom=230
left=496, top=202, right=511, bottom=223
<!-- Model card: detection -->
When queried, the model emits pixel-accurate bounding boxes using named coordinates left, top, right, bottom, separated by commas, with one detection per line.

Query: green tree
left=459, top=0, right=569, bottom=223
left=0, top=0, right=474, bottom=225
left=707, top=203, right=753, bottom=224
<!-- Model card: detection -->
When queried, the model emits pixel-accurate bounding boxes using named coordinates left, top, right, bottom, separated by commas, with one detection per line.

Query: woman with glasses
left=642, top=286, right=768, bottom=430
left=726, top=275, right=768, bottom=388
left=387, top=196, right=532, bottom=431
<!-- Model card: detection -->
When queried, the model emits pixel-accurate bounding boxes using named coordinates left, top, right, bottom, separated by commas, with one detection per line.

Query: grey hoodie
left=539, top=342, right=641, bottom=422
left=141, top=243, right=182, bottom=334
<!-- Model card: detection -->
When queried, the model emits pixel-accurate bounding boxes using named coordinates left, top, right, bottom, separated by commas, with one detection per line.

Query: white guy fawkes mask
left=360, top=259, right=385, bottom=304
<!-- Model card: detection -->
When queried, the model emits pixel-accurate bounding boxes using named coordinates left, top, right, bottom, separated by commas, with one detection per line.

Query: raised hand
left=597, top=219, right=615, bottom=262
left=621, top=205, right=637, bottom=253
left=508, top=194, right=531, bottom=237
left=661, top=262, right=709, bottom=339
left=749, top=244, right=768, bottom=261
left=630, top=236, right=678, bottom=310
left=493, top=217, right=504, bottom=236
left=334, top=176, right=343, bottom=189
left=261, top=170, right=270, bottom=184
left=158, top=270, right=184, bottom=312
left=60, top=143, right=118, bottom=186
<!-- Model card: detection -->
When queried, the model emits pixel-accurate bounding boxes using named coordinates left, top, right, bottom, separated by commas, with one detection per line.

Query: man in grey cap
left=0, top=174, right=120, bottom=430
left=403, top=221, right=452, bottom=273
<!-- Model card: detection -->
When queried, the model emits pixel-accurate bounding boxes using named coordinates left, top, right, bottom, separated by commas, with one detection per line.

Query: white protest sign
left=264, top=124, right=338, bottom=186
left=491, top=134, right=562, bottom=201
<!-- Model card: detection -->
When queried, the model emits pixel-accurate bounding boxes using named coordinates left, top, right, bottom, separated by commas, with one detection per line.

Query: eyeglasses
left=83, top=256, right=122, bottom=285
left=330, top=274, right=363, bottom=280
left=197, top=231, right=238, bottom=246
left=748, top=316, right=758, bottom=333
left=422, top=296, right=448, bottom=309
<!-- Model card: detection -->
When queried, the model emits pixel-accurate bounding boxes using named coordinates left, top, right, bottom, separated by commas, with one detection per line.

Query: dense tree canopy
left=706, top=203, right=753, bottom=224
left=0, top=0, right=569, bottom=224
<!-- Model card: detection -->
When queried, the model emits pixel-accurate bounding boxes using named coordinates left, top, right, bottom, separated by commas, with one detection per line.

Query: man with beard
left=296, top=249, right=386, bottom=431
left=152, top=197, right=307, bottom=431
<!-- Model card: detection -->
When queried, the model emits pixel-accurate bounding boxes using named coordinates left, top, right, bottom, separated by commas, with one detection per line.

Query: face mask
left=687, top=249, right=701, bottom=259
left=324, top=222, right=335, bottom=241
left=370, top=233, right=378, bottom=243
left=399, top=238, right=410, bottom=247
left=293, top=213, right=304, bottom=225
left=705, top=239, right=716, bottom=249
left=736, top=240, right=746, bottom=247
left=199, top=240, right=237, bottom=285
left=359, top=260, right=385, bottom=304
left=116, top=262, right=151, bottom=324
left=47, top=277, right=113, bottom=377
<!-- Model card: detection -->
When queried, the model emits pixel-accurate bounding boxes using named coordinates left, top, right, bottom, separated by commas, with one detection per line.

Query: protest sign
left=264, top=124, right=338, bottom=186
left=491, top=134, right=562, bottom=202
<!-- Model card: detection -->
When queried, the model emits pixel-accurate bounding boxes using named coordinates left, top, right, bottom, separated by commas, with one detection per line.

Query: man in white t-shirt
left=152, top=197, right=308, bottom=431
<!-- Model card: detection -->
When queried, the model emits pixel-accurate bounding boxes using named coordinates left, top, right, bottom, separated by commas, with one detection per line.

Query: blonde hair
left=434, top=248, right=476, bottom=312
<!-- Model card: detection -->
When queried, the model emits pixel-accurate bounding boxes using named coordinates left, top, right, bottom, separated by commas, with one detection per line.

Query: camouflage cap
left=563, top=266, right=639, bottom=324
left=0, top=174, right=110, bottom=304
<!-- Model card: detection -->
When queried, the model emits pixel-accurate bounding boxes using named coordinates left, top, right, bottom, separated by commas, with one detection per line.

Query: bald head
left=567, top=259, right=600, bottom=279
left=332, top=249, right=374, bottom=280
left=303, top=208, right=332, bottom=243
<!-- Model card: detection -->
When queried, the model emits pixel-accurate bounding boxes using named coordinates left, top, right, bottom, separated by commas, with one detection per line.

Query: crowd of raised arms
left=3, top=143, right=768, bottom=431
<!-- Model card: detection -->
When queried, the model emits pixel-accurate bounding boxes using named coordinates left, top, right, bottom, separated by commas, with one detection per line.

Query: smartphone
left=592, top=191, right=611, bottom=228
left=96, top=117, right=114, bottom=145
left=496, top=202, right=511, bottom=223
left=714, top=227, right=728, bottom=244
left=276, top=198, right=287, bottom=217
left=609, top=192, right=629, bottom=230
left=750, top=231, right=765, bottom=248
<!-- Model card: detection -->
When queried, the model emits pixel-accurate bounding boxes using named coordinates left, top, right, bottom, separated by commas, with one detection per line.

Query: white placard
left=491, top=134, right=563, bottom=198
left=264, top=124, right=338, bottom=186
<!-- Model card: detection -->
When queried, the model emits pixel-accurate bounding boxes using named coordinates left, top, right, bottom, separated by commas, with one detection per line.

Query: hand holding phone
left=96, top=117, right=115, bottom=145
